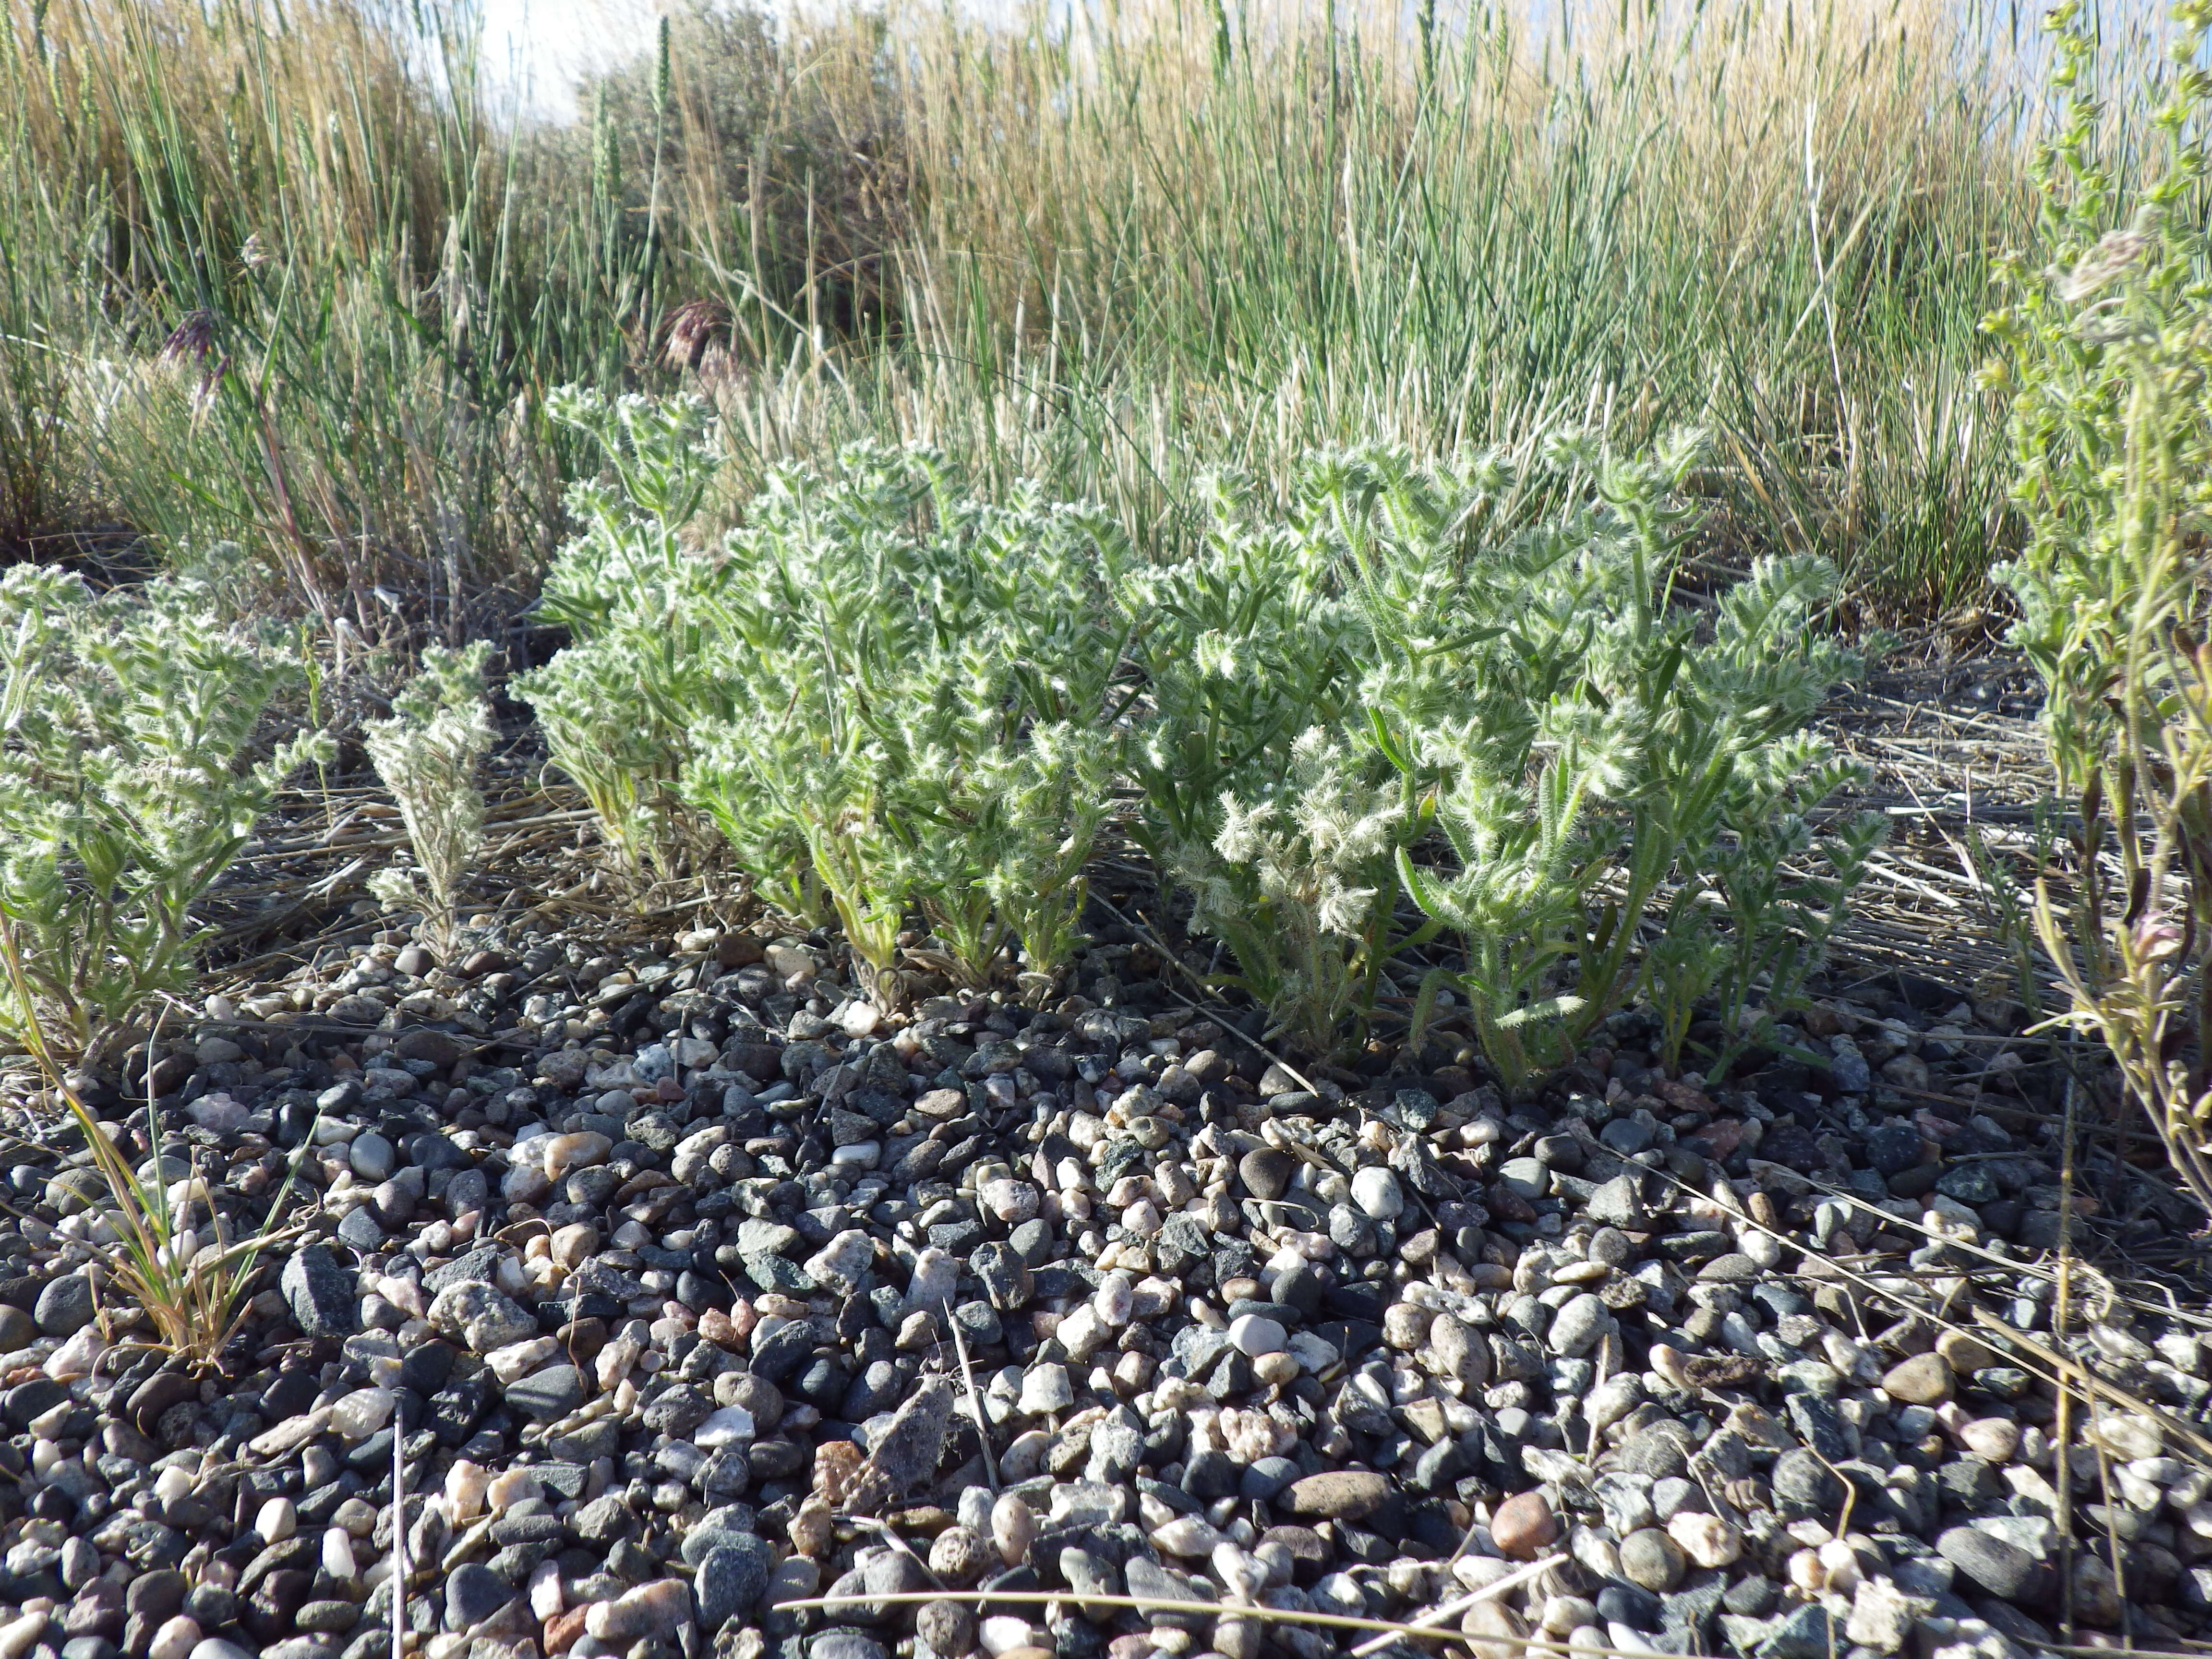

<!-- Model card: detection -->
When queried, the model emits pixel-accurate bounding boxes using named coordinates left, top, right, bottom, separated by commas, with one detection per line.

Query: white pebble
left=255, top=1497, right=296, bottom=1543
left=1019, top=1363, right=1074, bottom=1416
left=1666, top=1512, right=1741, bottom=1568
left=1817, top=1539, right=1863, bottom=1594
left=1094, top=1273, right=1134, bottom=1327
left=487, top=1469, right=541, bottom=1513
left=326, top=1387, right=395, bottom=1441
left=43, top=1327, right=106, bottom=1382
left=1959, top=1418, right=2020, bottom=1461
left=980, top=1179, right=1040, bottom=1224
left=991, top=1492, right=1035, bottom=1567
left=1350, top=1166, right=1404, bottom=1221
left=1152, top=1515, right=1224, bottom=1556
left=529, top=1561, right=565, bottom=1620
left=695, top=1405, right=756, bottom=1448
left=1227, top=1314, right=1286, bottom=1358
left=540, top=1130, right=612, bottom=1182
left=1212, top=1542, right=1268, bottom=1601
left=445, top=1460, right=487, bottom=1524
left=486, top=1337, right=559, bottom=1385
left=2089, top=1413, right=2164, bottom=1460
left=147, top=1617, right=199, bottom=1659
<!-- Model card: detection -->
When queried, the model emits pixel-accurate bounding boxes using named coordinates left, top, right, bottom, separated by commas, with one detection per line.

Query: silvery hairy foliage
left=517, top=391, right=1125, bottom=1003
left=680, top=446, right=1128, bottom=1003
left=365, top=642, right=495, bottom=956
left=1116, top=470, right=1385, bottom=1054
left=1375, top=436, right=1882, bottom=1087
left=1173, top=727, right=1414, bottom=1058
left=0, top=567, right=328, bottom=1060
left=1130, top=439, right=1876, bottom=1074
left=512, top=389, right=729, bottom=882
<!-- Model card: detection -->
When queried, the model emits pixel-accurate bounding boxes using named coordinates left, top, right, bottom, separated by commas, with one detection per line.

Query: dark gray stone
left=1863, top=1123, right=1923, bottom=1176
left=421, top=1247, right=504, bottom=1295
left=1771, top=1448, right=1842, bottom=1518
left=1755, top=1604, right=1836, bottom=1659
left=34, top=1273, right=95, bottom=1337
left=749, top=1320, right=817, bottom=1382
left=638, top=1385, right=712, bottom=1437
left=1585, top=1175, right=1649, bottom=1229
left=695, top=1538, right=772, bottom=1628
left=1240, top=1456, right=1298, bottom=1502
left=1938, top=1527, right=2043, bottom=1603
left=443, top=1564, right=512, bottom=1632
left=572, top=1495, right=635, bottom=1546
left=280, top=1247, right=357, bottom=1337
left=503, top=1365, right=585, bottom=1421
left=971, top=1243, right=1031, bottom=1310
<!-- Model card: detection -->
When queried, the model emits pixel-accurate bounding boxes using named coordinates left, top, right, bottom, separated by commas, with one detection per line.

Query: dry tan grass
left=0, top=0, right=2068, bottom=613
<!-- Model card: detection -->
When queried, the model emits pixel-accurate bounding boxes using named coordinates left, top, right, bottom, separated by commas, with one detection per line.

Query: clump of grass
left=0, top=922, right=303, bottom=1370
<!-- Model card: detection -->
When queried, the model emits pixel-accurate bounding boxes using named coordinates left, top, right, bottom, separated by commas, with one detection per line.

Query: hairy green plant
left=524, top=393, right=1126, bottom=999
left=1983, top=0, right=2212, bottom=1214
left=1325, top=438, right=1874, bottom=1086
left=0, top=566, right=326, bottom=1060
left=1122, top=437, right=1869, bottom=1072
left=681, top=445, right=1128, bottom=1001
left=1118, top=475, right=1360, bottom=869
left=515, top=390, right=729, bottom=882
left=1116, top=470, right=1391, bottom=1051
left=1178, top=728, right=1418, bottom=1056
left=1642, top=737, right=1888, bottom=1079
left=366, top=641, right=495, bottom=956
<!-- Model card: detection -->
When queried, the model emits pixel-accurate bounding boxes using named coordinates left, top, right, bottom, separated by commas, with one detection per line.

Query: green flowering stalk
left=1983, top=0, right=2212, bottom=1212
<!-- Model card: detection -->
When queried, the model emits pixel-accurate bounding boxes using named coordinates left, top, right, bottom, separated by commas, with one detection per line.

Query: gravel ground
left=0, top=919, right=2207, bottom=1659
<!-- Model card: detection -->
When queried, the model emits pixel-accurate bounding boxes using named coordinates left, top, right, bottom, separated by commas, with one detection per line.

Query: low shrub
left=1124, top=442, right=1879, bottom=1073
left=523, top=390, right=1872, bottom=1067
left=680, top=448, right=1126, bottom=1001
left=521, top=392, right=1127, bottom=1002
left=514, top=390, right=731, bottom=882
left=0, top=567, right=327, bottom=1060
left=1116, top=469, right=1371, bottom=1052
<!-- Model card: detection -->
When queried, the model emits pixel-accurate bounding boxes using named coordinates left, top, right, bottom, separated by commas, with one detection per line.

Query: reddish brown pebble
left=1491, top=1490, right=1560, bottom=1560
left=542, top=1608, right=589, bottom=1655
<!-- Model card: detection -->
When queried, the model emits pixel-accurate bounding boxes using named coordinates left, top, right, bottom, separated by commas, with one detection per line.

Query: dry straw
left=0, top=0, right=2097, bottom=616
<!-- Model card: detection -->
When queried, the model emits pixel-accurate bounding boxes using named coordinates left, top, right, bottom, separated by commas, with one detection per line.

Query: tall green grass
left=0, top=0, right=2127, bottom=620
